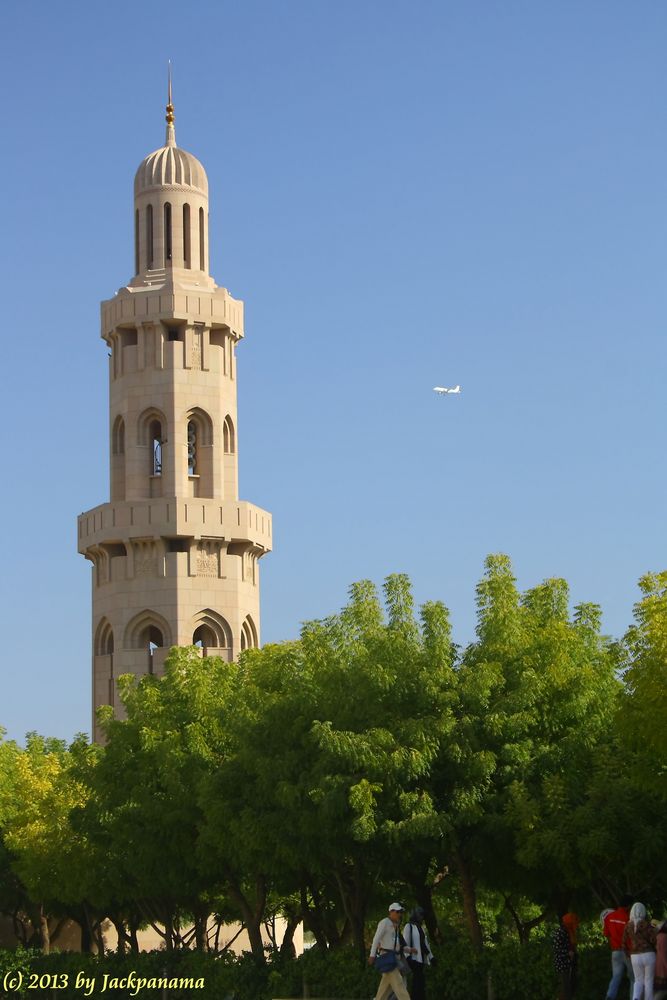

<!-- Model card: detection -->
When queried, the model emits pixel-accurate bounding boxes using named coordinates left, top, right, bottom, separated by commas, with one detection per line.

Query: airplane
left=433, top=385, right=461, bottom=395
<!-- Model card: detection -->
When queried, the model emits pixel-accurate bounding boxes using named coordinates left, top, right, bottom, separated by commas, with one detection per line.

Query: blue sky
left=1, top=1, right=666, bottom=743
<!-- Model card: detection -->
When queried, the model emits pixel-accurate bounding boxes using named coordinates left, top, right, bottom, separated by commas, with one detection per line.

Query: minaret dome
left=132, top=75, right=209, bottom=276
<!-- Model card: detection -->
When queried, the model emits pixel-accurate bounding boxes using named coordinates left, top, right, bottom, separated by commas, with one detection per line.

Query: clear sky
left=1, top=1, right=665, bottom=744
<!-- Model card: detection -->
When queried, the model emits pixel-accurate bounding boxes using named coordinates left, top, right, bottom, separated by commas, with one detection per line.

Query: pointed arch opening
left=223, top=415, right=235, bottom=454
left=183, top=203, right=191, bottom=268
left=146, top=204, right=154, bottom=269
left=95, top=618, right=114, bottom=656
left=199, top=207, right=205, bottom=271
left=186, top=407, right=214, bottom=497
left=164, top=202, right=172, bottom=263
left=134, top=210, right=140, bottom=274
left=95, top=618, right=115, bottom=707
left=240, top=615, right=258, bottom=651
left=187, top=420, right=197, bottom=476
left=192, top=609, right=232, bottom=660
left=112, top=415, right=125, bottom=455
left=125, top=610, right=172, bottom=649
left=111, top=416, right=126, bottom=500
left=125, top=610, right=172, bottom=675
left=138, top=407, right=167, bottom=486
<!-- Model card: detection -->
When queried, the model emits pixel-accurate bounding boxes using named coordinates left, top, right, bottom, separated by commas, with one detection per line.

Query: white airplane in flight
left=433, top=385, right=461, bottom=395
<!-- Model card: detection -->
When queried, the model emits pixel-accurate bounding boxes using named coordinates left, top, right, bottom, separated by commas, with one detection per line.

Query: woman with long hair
left=622, top=902, right=657, bottom=1000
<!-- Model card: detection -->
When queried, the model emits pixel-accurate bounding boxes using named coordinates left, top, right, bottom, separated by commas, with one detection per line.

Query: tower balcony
left=101, top=280, right=244, bottom=342
left=78, top=498, right=272, bottom=554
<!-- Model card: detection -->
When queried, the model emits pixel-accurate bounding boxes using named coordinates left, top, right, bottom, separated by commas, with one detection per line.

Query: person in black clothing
left=552, top=910, right=577, bottom=1000
left=403, top=907, right=434, bottom=1000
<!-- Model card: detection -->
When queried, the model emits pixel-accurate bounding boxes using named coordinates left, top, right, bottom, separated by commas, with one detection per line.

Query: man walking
left=369, top=902, right=415, bottom=1000
left=604, top=895, right=635, bottom=1000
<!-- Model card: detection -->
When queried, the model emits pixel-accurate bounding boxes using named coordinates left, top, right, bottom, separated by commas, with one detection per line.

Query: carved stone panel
left=196, top=541, right=219, bottom=577
left=190, top=327, right=202, bottom=370
left=133, top=541, right=157, bottom=578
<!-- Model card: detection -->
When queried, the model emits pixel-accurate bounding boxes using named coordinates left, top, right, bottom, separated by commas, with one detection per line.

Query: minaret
left=78, top=80, right=272, bottom=741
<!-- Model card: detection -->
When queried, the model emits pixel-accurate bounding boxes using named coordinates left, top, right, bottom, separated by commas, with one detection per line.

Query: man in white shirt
left=368, top=902, right=416, bottom=1000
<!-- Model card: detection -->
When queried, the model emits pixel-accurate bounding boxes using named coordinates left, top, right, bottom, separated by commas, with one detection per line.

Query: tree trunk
left=139, top=900, right=171, bottom=952
left=226, top=876, right=266, bottom=961
left=279, top=912, right=300, bottom=959
left=129, top=907, right=140, bottom=953
left=453, top=848, right=484, bottom=953
left=38, top=904, right=50, bottom=954
left=411, top=882, right=441, bottom=944
left=94, top=918, right=105, bottom=956
left=12, top=909, right=29, bottom=946
left=80, top=901, right=99, bottom=954
left=351, top=859, right=367, bottom=963
left=503, top=897, right=547, bottom=944
left=163, top=912, right=175, bottom=952
left=333, top=864, right=366, bottom=962
left=80, top=915, right=92, bottom=953
left=193, top=906, right=207, bottom=952
left=299, top=883, right=329, bottom=949
left=49, top=917, right=70, bottom=949
left=110, top=917, right=127, bottom=955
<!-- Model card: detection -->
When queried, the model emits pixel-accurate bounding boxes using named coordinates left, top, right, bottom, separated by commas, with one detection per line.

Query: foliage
left=620, top=570, right=667, bottom=799
left=0, top=940, right=612, bottom=1000
left=0, top=555, right=666, bottom=974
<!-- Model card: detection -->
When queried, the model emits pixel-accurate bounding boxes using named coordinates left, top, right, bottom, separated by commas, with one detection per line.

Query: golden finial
left=165, top=60, right=176, bottom=145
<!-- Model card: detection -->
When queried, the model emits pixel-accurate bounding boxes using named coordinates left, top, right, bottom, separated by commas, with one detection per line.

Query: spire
left=165, top=61, right=176, bottom=147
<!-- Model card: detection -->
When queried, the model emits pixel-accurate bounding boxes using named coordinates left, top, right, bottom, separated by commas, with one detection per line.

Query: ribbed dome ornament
left=165, top=60, right=176, bottom=147
left=133, top=66, right=208, bottom=197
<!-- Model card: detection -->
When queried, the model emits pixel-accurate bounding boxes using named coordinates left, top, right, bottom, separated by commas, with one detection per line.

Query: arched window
left=138, top=408, right=167, bottom=483
left=183, top=204, right=191, bottom=268
left=111, top=416, right=126, bottom=500
left=223, top=415, right=235, bottom=454
left=240, top=616, right=257, bottom=651
left=143, top=624, right=163, bottom=675
left=187, top=420, right=197, bottom=475
left=192, top=610, right=232, bottom=656
left=125, top=611, right=172, bottom=650
left=146, top=205, right=154, bottom=268
left=134, top=210, right=140, bottom=274
left=193, top=624, right=216, bottom=648
left=143, top=625, right=164, bottom=649
left=199, top=207, right=205, bottom=271
left=185, top=409, right=213, bottom=496
left=112, top=416, right=125, bottom=455
left=150, top=420, right=162, bottom=475
left=164, top=202, right=172, bottom=263
left=125, top=610, right=171, bottom=674
left=95, top=619, right=114, bottom=656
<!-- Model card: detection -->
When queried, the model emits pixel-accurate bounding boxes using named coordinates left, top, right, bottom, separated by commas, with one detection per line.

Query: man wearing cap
left=369, top=902, right=415, bottom=1000
left=603, top=895, right=635, bottom=1000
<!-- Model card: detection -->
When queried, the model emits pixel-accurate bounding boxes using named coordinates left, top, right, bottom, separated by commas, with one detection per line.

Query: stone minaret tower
left=78, top=82, right=272, bottom=740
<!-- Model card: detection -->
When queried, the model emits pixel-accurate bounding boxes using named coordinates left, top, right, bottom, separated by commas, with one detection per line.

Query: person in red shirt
left=654, top=919, right=667, bottom=1000
left=604, top=895, right=635, bottom=1000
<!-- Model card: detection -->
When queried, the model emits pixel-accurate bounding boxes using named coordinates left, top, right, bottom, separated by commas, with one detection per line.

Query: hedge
left=0, top=941, right=611, bottom=1000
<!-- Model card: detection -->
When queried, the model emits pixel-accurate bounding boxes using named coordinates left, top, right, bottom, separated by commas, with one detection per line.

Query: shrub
left=0, top=939, right=612, bottom=1000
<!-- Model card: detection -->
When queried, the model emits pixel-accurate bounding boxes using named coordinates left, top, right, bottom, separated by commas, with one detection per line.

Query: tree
left=200, top=574, right=456, bottom=961
left=620, top=570, right=667, bottom=800
left=0, top=731, right=97, bottom=952
left=77, top=647, right=236, bottom=953
left=425, top=555, right=619, bottom=950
